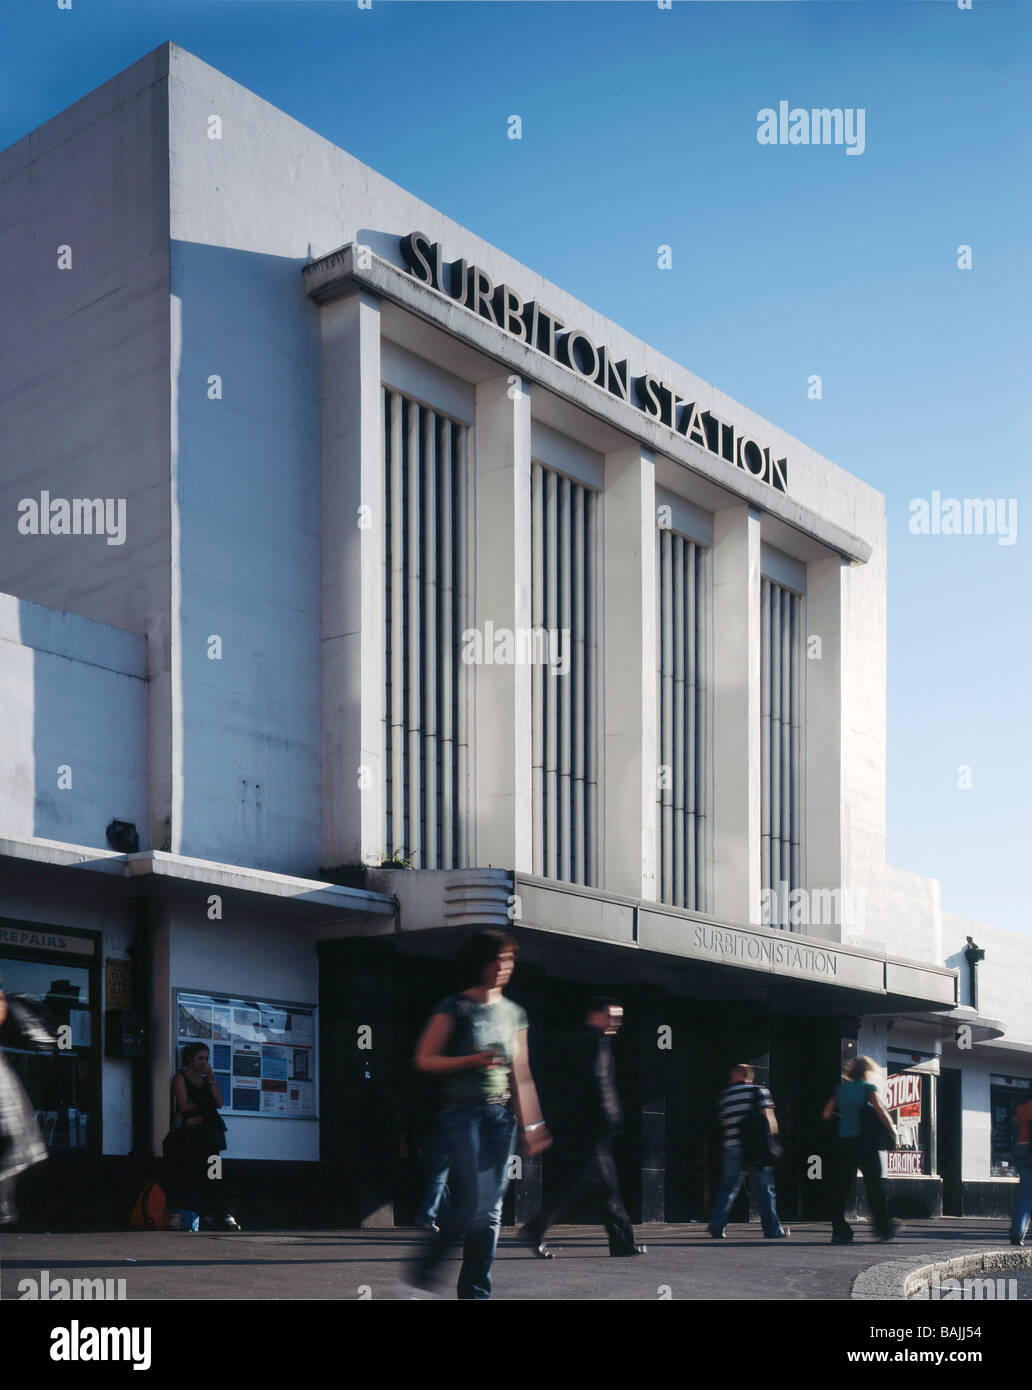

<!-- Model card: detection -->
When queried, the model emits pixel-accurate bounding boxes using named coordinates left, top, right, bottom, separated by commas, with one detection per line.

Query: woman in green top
left=822, top=1055, right=898, bottom=1244
left=410, top=930, right=551, bottom=1299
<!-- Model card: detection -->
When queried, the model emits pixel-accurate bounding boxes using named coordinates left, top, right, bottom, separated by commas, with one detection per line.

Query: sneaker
left=764, top=1228, right=791, bottom=1238
left=707, top=1228, right=726, bottom=1239
left=610, top=1245, right=647, bottom=1256
left=1010, top=1237, right=1026, bottom=1247
left=223, top=1215, right=242, bottom=1232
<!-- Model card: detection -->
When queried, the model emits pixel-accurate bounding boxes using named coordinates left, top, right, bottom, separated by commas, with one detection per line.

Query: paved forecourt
left=0, top=1220, right=1018, bottom=1302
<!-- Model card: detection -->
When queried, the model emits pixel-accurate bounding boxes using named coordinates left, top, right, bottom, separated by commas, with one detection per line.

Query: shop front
left=0, top=841, right=394, bottom=1231
left=0, top=918, right=103, bottom=1220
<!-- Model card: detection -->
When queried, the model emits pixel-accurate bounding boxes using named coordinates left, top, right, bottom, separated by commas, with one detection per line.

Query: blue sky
left=2, top=0, right=1029, bottom=934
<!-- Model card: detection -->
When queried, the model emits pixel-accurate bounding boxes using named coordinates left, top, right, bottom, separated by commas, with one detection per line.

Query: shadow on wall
left=171, top=241, right=323, bottom=875
left=17, top=597, right=149, bottom=852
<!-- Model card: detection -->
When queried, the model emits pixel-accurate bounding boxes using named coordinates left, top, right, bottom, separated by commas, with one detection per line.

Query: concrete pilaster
left=805, top=555, right=845, bottom=936
left=319, top=292, right=384, bottom=870
left=712, top=506, right=762, bottom=922
left=603, top=446, right=657, bottom=899
left=472, top=374, right=533, bottom=871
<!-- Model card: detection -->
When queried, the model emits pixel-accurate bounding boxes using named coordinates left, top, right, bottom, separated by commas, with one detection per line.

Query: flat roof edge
left=0, top=836, right=395, bottom=916
left=510, top=872, right=957, bottom=1009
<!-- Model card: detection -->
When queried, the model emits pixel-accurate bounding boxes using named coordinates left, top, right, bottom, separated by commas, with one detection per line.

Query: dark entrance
left=938, top=1066, right=963, bottom=1216
left=318, top=936, right=850, bottom=1227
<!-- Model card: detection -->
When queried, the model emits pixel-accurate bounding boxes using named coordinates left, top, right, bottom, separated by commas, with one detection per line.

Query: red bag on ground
left=130, top=1179, right=169, bottom=1230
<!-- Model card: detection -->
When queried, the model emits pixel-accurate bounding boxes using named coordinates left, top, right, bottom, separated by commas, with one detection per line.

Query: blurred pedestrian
left=520, top=997, right=645, bottom=1258
left=410, top=931, right=550, bottom=1299
left=414, top=1130, right=450, bottom=1232
left=822, top=1055, right=898, bottom=1243
left=396, top=1066, right=450, bottom=1231
left=708, top=1063, right=789, bottom=1239
left=0, top=984, right=53, bottom=1225
left=1009, top=1083, right=1032, bottom=1246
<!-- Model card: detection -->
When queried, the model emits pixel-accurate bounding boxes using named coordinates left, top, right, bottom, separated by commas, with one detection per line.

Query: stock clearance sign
left=886, top=1071, right=925, bottom=1176
left=401, top=232, right=789, bottom=494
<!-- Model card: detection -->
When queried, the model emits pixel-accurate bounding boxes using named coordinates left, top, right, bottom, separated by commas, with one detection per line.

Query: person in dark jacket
left=519, top=997, right=645, bottom=1259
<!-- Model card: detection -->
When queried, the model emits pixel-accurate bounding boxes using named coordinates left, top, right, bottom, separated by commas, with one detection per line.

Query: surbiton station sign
left=401, top=231, right=789, bottom=493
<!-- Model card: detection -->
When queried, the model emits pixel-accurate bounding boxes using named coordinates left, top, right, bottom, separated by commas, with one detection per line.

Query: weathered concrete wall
left=0, top=593, right=147, bottom=850
left=169, top=52, right=324, bottom=873
left=0, top=47, right=173, bottom=853
left=943, top=912, right=1032, bottom=1044
left=860, top=862, right=943, bottom=966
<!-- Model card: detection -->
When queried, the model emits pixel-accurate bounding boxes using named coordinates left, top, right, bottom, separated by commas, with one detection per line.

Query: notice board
left=174, top=990, right=317, bottom=1118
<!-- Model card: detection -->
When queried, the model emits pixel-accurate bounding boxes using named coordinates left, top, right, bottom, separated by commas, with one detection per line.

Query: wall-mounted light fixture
left=964, top=937, right=986, bottom=1011
left=106, top=820, right=139, bottom=853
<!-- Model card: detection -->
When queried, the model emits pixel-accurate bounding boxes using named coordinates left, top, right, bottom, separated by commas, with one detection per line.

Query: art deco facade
left=0, top=45, right=1026, bottom=1228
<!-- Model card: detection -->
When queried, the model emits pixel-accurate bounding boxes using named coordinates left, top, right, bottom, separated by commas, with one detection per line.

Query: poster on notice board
left=174, top=990, right=317, bottom=1118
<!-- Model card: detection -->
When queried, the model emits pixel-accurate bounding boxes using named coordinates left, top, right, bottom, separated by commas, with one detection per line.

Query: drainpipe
left=129, top=895, right=153, bottom=1155
left=963, top=937, right=985, bottom=1012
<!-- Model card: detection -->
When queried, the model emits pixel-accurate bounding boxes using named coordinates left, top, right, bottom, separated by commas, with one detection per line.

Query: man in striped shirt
left=707, top=1063, right=789, bottom=1239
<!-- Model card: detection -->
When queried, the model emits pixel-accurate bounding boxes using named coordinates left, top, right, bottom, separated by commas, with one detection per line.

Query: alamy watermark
left=50, top=1321, right=151, bottom=1371
left=461, top=622, right=570, bottom=675
left=760, top=883, right=866, bottom=933
left=908, top=491, right=1017, bottom=546
left=18, top=1269, right=126, bottom=1300
left=17, top=491, right=126, bottom=546
left=916, top=1272, right=1018, bottom=1301
left=757, top=102, right=866, bottom=156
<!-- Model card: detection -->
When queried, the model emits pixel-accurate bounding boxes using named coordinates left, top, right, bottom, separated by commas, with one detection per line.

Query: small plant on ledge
left=380, top=849, right=414, bottom=870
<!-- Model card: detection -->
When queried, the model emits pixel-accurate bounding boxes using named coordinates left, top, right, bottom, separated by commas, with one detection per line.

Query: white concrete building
left=0, top=43, right=1026, bottom=1226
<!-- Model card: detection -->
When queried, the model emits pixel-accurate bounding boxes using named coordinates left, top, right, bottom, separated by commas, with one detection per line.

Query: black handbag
left=860, top=1093, right=894, bottom=1152
left=740, top=1085, right=783, bottom=1167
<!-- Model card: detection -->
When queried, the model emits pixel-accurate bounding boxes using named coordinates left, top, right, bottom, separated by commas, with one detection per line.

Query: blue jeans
left=417, top=1102, right=517, bottom=1299
left=1010, top=1153, right=1032, bottom=1243
left=708, top=1144, right=785, bottom=1237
